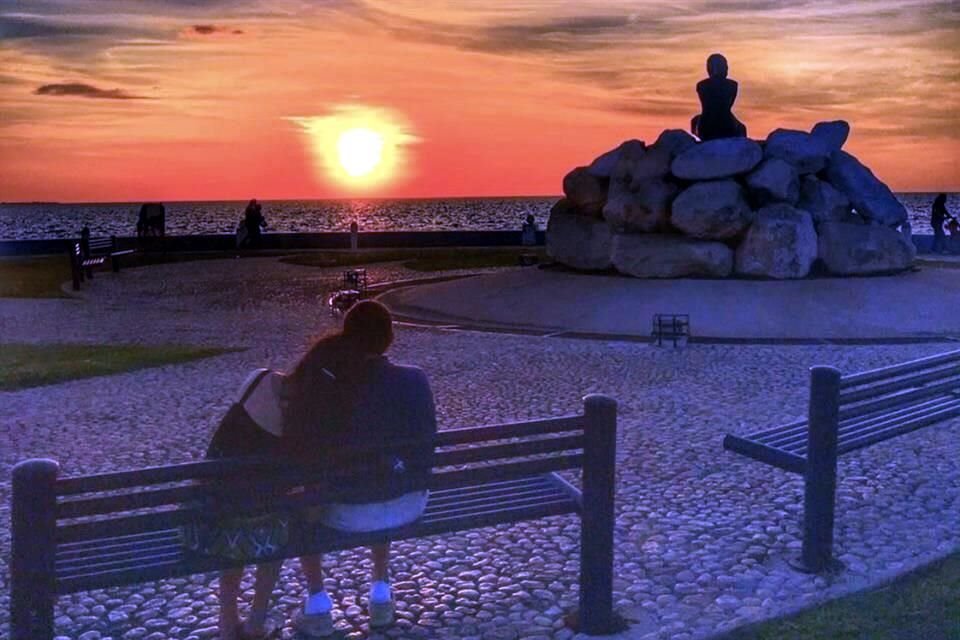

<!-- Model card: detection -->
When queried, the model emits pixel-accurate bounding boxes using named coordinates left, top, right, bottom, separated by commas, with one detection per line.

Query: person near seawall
left=241, top=199, right=268, bottom=248
left=690, top=53, right=748, bottom=141
left=931, top=193, right=954, bottom=255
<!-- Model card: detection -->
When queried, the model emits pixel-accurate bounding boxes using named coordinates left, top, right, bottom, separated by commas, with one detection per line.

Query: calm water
left=0, top=193, right=955, bottom=240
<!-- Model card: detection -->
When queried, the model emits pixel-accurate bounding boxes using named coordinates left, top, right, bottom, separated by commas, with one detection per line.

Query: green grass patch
left=720, top=552, right=960, bottom=640
left=0, top=343, right=239, bottom=391
left=0, top=255, right=72, bottom=298
left=281, top=247, right=546, bottom=272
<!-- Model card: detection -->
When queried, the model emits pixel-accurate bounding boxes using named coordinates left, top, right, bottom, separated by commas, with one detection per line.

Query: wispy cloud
left=34, top=82, right=147, bottom=99
left=186, top=24, right=244, bottom=36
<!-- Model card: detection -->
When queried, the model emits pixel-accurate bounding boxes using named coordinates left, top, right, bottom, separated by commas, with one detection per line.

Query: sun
left=337, top=128, right=384, bottom=178
left=290, top=105, right=419, bottom=191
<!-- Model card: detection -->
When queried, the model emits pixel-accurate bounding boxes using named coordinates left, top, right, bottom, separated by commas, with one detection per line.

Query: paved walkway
left=379, top=266, right=960, bottom=341
left=1, top=257, right=958, bottom=640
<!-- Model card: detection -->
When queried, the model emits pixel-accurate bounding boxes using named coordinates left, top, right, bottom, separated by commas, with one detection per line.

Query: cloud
left=188, top=24, right=244, bottom=36
left=34, top=83, right=146, bottom=100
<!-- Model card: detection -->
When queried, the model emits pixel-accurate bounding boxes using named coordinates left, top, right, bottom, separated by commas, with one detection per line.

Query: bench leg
left=579, top=395, right=619, bottom=634
left=11, top=459, right=60, bottom=640
left=799, top=366, right=842, bottom=573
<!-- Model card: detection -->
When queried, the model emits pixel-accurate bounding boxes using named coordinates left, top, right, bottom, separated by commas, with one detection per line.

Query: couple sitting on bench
left=199, top=301, right=436, bottom=639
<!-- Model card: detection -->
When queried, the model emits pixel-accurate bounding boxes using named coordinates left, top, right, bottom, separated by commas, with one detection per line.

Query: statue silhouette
left=690, top=54, right=747, bottom=141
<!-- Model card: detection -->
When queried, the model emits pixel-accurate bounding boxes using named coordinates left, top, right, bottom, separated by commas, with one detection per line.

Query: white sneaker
left=368, top=580, right=395, bottom=628
left=293, top=591, right=334, bottom=638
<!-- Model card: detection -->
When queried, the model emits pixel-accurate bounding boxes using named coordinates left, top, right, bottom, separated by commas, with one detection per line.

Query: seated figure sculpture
left=690, top=53, right=747, bottom=141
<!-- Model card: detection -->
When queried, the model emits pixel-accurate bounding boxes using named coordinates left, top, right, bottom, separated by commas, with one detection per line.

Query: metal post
left=350, top=221, right=359, bottom=251
left=11, top=458, right=60, bottom=640
left=801, top=366, right=842, bottom=572
left=70, top=247, right=80, bottom=291
left=579, top=394, right=617, bottom=634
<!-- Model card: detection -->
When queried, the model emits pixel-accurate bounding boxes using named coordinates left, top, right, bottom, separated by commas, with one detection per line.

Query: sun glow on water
left=291, top=105, right=418, bottom=191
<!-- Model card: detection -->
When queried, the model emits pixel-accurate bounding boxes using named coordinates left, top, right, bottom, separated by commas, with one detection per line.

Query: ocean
left=0, top=193, right=954, bottom=240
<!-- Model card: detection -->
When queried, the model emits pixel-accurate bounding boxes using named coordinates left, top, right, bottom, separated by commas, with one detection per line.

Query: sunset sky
left=1, top=0, right=958, bottom=202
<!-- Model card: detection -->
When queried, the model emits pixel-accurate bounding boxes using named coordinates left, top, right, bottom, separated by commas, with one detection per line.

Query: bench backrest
left=833, top=348, right=960, bottom=453
left=15, top=395, right=614, bottom=554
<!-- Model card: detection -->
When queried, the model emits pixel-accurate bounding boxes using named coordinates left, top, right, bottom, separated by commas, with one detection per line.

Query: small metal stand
left=342, top=268, right=368, bottom=294
left=652, top=314, right=690, bottom=347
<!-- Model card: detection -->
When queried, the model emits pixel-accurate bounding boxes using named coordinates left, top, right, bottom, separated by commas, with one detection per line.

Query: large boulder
left=546, top=202, right=613, bottom=270
left=671, top=138, right=763, bottom=180
left=745, top=158, right=800, bottom=204
left=588, top=139, right=644, bottom=178
left=798, top=175, right=855, bottom=225
left=811, top=120, right=850, bottom=152
left=764, top=129, right=830, bottom=174
left=670, top=179, right=753, bottom=240
left=603, top=178, right=677, bottom=232
left=654, top=129, right=697, bottom=157
left=611, top=233, right=733, bottom=278
left=735, top=204, right=818, bottom=279
left=562, top=167, right=608, bottom=217
left=817, top=222, right=915, bottom=275
left=825, top=151, right=907, bottom=226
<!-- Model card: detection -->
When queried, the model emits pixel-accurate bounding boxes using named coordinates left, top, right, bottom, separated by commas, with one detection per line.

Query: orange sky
left=1, top=0, right=958, bottom=202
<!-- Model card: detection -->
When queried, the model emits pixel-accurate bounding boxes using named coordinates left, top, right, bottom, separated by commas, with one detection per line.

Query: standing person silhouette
left=690, top=53, right=747, bottom=141
left=931, top=193, right=952, bottom=254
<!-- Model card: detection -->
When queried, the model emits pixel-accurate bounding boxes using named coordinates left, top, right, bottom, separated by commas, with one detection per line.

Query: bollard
left=579, top=394, right=618, bottom=634
left=800, top=366, right=842, bottom=572
left=11, top=458, right=60, bottom=640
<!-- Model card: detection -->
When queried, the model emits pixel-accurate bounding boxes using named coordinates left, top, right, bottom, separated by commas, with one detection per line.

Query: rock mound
left=548, top=120, right=913, bottom=278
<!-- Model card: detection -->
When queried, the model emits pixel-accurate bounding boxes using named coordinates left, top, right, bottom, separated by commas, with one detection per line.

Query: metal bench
left=652, top=314, right=689, bottom=347
left=342, top=268, right=368, bottom=294
left=11, top=395, right=623, bottom=639
left=69, top=236, right=137, bottom=291
left=723, top=349, right=960, bottom=572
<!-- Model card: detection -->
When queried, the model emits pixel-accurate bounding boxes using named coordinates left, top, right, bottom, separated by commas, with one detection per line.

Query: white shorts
left=318, top=491, right=429, bottom=533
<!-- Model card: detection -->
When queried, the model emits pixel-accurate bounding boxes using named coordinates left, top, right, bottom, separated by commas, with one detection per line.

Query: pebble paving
left=0, top=257, right=957, bottom=640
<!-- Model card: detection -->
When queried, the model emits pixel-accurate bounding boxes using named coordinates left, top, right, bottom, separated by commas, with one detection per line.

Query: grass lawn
left=0, top=255, right=72, bottom=298
left=0, top=343, right=239, bottom=391
left=281, top=247, right=546, bottom=272
left=720, top=552, right=960, bottom=640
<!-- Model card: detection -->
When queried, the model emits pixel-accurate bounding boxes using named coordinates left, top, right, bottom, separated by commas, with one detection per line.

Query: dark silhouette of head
left=935, top=193, right=947, bottom=206
left=343, top=300, right=394, bottom=355
left=707, top=54, right=728, bottom=79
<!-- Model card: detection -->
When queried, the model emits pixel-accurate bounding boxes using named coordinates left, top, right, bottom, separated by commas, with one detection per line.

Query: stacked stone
left=547, top=121, right=916, bottom=278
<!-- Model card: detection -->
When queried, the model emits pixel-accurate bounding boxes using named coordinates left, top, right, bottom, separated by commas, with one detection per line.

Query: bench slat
left=436, top=416, right=583, bottom=446
left=58, top=547, right=183, bottom=576
left=839, top=348, right=960, bottom=389
left=838, top=377, right=960, bottom=421
left=838, top=364, right=960, bottom=404
left=739, top=378, right=960, bottom=448
left=837, top=402, right=960, bottom=455
left=721, top=435, right=805, bottom=473
left=57, top=530, right=180, bottom=558
left=771, top=395, right=959, bottom=452
left=434, top=434, right=583, bottom=466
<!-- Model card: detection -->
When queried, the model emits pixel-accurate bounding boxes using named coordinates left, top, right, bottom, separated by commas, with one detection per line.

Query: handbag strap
left=237, top=368, right=273, bottom=405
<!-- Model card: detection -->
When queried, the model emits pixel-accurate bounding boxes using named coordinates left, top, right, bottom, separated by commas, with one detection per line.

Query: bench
left=651, top=314, right=689, bottom=347
left=723, top=349, right=960, bottom=572
left=69, top=236, right=137, bottom=291
left=11, top=395, right=623, bottom=639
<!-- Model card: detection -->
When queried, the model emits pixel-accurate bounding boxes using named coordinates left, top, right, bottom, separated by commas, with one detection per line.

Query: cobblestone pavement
left=1, top=257, right=958, bottom=640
